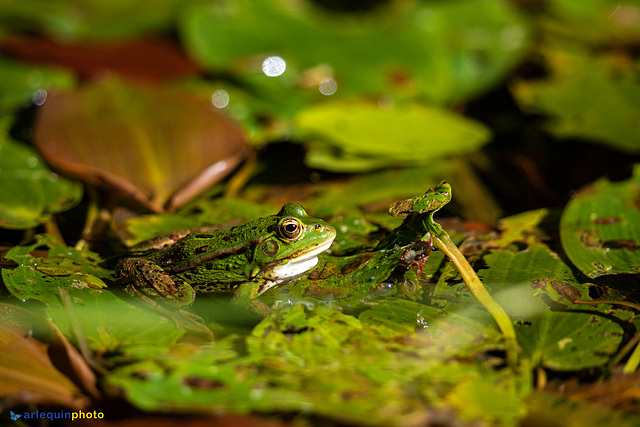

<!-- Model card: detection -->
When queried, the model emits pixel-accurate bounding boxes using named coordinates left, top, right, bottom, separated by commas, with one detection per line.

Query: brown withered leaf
left=0, top=303, right=92, bottom=408
left=33, top=79, right=250, bottom=212
left=0, top=34, right=200, bottom=83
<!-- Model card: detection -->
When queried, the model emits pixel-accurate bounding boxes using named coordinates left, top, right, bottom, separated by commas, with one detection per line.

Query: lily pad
left=294, top=101, right=490, bottom=172
left=474, top=243, right=625, bottom=370
left=0, top=126, right=82, bottom=229
left=0, top=0, right=187, bottom=40
left=33, top=79, right=249, bottom=212
left=511, top=43, right=640, bottom=154
left=181, top=0, right=529, bottom=105
left=1, top=235, right=184, bottom=353
left=560, top=164, right=640, bottom=278
left=515, top=310, right=623, bottom=371
left=105, top=304, right=517, bottom=426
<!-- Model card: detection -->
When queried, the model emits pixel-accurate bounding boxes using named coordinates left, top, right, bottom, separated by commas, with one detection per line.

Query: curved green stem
left=428, top=220, right=519, bottom=366
left=392, top=182, right=519, bottom=366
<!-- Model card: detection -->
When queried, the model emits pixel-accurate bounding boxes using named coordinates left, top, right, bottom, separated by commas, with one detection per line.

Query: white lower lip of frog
left=271, top=240, right=334, bottom=281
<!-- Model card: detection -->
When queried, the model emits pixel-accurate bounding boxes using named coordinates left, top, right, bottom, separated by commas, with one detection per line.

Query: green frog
left=116, top=203, right=336, bottom=316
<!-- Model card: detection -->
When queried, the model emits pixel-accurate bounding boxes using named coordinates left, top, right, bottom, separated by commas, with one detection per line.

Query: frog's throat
left=271, top=239, right=334, bottom=282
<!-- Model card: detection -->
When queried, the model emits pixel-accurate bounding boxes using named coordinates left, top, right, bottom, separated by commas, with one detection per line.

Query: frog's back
left=151, top=221, right=275, bottom=282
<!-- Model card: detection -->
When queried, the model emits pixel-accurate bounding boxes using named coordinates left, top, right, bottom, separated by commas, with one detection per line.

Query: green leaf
left=445, top=372, right=526, bottom=426
left=512, top=43, right=640, bottom=154
left=472, top=243, right=625, bottom=370
left=0, top=57, right=74, bottom=114
left=181, top=0, right=529, bottom=104
left=560, top=164, right=640, bottom=278
left=540, top=0, right=640, bottom=44
left=116, top=199, right=283, bottom=247
left=2, top=235, right=183, bottom=352
left=0, top=129, right=82, bottom=229
left=304, top=166, right=452, bottom=218
left=490, top=208, right=552, bottom=247
left=294, top=101, right=490, bottom=172
left=0, top=0, right=187, bottom=40
left=526, top=389, right=640, bottom=427
left=388, top=181, right=452, bottom=217
left=515, top=310, right=623, bottom=371
left=102, top=304, right=518, bottom=425
left=104, top=338, right=255, bottom=413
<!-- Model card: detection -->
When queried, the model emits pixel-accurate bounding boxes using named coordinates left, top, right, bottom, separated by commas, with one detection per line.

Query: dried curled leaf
left=0, top=303, right=93, bottom=408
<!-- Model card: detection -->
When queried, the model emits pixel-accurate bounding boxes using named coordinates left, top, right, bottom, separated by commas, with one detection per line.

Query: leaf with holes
left=560, top=164, right=640, bottom=278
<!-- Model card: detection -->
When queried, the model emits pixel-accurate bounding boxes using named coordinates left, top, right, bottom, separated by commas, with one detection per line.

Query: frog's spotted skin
left=117, top=203, right=336, bottom=309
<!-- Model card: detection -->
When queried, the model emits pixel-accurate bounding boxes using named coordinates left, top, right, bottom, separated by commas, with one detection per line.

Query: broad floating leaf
left=2, top=234, right=184, bottom=353
left=0, top=123, right=82, bottom=229
left=294, top=101, right=490, bottom=172
left=0, top=0, right=188, bottom=40
left=181, top=0, right=529, bottom=104
left=560, top=164, right=640, bottom=278
left=516, top=310, right=623, bottom=371
left=512, top=44, right=640, bottom=154
left=475, top=243, right=625, bottom=370
left=33, top=79, right=250, bottom=212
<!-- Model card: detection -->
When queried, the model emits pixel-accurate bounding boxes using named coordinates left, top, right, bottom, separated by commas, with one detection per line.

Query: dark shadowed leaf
left=512, top=43, right=640, bottom=154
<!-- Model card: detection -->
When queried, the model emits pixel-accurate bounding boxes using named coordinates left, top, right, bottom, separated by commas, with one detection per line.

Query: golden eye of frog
left=116, top=203, right=336, bottom=312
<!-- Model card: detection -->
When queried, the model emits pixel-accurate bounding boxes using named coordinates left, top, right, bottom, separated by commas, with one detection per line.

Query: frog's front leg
left=231, top=279, right=275, bottom=317
left=117, top=258, right=196, bottom=307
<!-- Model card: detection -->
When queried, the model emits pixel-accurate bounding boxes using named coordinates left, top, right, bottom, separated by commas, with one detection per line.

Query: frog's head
left=255, top=203, right=336, bottom=282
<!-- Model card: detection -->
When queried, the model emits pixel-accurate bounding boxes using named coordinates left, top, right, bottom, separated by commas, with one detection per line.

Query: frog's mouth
left=271, top=240, right=334, bottom=282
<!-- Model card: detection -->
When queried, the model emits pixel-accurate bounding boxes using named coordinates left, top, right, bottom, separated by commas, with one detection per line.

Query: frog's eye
left=280, top=218, right=303, bottom=240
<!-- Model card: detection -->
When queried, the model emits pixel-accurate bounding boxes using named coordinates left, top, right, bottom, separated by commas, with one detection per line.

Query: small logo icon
left=10, top=411, right=22, bottom=421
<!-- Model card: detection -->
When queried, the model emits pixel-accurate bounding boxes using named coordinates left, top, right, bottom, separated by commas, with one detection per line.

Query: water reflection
left=262, top=56, right=286, bottom=76
left=32, top=89, right=47, bottom=106
left=318, top=78, right=337, bottom=95
left=211, top=89, right=229, bottom=108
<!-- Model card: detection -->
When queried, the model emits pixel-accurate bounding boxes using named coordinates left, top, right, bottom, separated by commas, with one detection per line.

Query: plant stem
left=430, top=228, right=519, bottom=366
